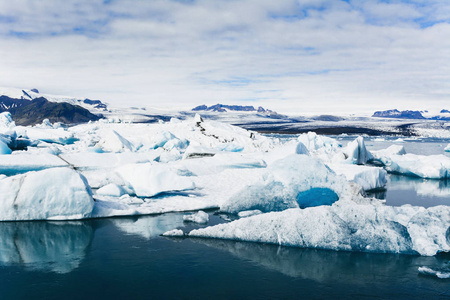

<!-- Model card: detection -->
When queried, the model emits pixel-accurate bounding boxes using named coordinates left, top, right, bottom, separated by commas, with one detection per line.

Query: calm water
left=1, top=137, right=449, bottom=299
left=0, top=214, right=449, bottom=300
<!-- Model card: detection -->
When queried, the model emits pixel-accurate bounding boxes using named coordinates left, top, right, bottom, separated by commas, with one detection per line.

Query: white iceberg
left=116, top=163, right=196, bottom=197
left=0, top=168, right=94, bottom=221
left=95, top=129, right=135, bottom=152
left=297, top=132, right=341, bottom=154
left=329, top=164, right=387, bottom=191
left=189, top=203, right=450, bottom=256
left=183, top=210, right=209, bottom=224
left=375, top=153, right=450, bottom=179
left=445, top=143, right=450, bottom=152
left=220, top=155, right=352, bottom=214
left=96, top=183, right=127, bottom=197
left=343, top=136, right=373, bottom=165
left=0, top=153, right=67, bottom=175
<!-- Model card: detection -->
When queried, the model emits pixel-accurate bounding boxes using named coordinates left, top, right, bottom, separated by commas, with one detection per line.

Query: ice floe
left=188, top=203, right=450, bottom=256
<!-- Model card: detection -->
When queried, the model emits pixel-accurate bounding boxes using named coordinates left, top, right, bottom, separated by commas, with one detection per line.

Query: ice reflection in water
left=190, top=238, right=450, bottom=282
left=0, top=221, right=93, bottom=273
left=111, top=213, right=185, bottom=239
left=368, top=175, right=450, bottom=207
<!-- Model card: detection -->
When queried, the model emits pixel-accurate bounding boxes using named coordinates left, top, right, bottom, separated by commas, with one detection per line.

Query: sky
left=0, top=0, right=449, bottom=114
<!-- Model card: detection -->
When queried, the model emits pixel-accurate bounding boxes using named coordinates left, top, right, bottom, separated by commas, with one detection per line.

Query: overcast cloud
left=0, top=0, right=449, bottom=114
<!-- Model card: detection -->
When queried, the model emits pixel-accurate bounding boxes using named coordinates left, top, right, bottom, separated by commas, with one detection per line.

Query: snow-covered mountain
left=373, top=109, right=450, bottom=120
left=192, top=104, right=276, bottom=114
left=0, top=87, right=105, bottom=125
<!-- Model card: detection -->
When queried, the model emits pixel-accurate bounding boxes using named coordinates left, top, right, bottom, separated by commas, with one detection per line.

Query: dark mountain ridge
left=0, top=96, right=103, bottom=126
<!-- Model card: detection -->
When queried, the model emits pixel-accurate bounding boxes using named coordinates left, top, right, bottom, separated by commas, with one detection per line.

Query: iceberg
left=183, top=210, right=209, bottom=224
left=96, top=183, right=127, bottom=197
left=375, top=153, right=450, bottom=179
left=0, top=168, right=94, bottom=221
left=445, top=143, right=450, bottom=152
left=297, top=132, right=341, bottom=154
left=95, top=129, right=135, bottom=152
left=343, top=136, right=373, bottom=165
left=220, top=155, right=352, bottom=214
left=116, top=163, right=196, bottom=197
left=0, top=153, right=67, bottom=175
left=189, top=203, right=450, bottom=256
left=329, top=164, right=388, bottom=191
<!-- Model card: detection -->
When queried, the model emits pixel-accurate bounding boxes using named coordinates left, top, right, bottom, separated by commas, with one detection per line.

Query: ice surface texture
left=190, top=203, right=450, bottom=256
left=0, top=168, right=94, bottom=221
left=220, top=155, right=351, bottom=214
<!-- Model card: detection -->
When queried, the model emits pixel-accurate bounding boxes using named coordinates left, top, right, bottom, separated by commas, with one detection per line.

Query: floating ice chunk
left=343, top=136, right=373, bottom=165
left=371, top=145, right=406, bottom=159
left=116, top=163, right=196, bottom=197
left=297, top=132, right=341, bottom=153
left=96, top=130, right=134, bottom=152
left=183, top=211, right=209, bottom=224
left=0, top=153, right=67, bottom=175
left=418, top=266, right=450, bottom=279
left=163, top=229, right=184, bottom=237
left=0, top=139, right=11, bottom=154
left=329, top=164, right=387, bottom=191
left=0, top=168, right=94, bottom=221
left=375, top=153, right=450, bottom=179
left=96, top=183, right=127, bottom=197
left=220, top=155, right=350, bottom=214
left=189, top=203, right=450, bottom=256
left=238, top=210, right=263, bottom=218
left=445, top=143, right=450, bottom=152
left=15, top=126, right=75, bottom=145
left=295, top=142, right=310, bottom=155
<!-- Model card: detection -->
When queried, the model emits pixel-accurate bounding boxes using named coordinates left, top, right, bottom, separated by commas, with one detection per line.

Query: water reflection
left=111, top=214, right=184, bottom=239
left=0, top=221, right=93, bottom=273
left=368, top=175, right=450, bottom=207
left=190, top=238, right=446, bottom=283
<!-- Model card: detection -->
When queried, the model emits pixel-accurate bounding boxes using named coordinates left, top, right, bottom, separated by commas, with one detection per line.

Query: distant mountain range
left=192, top=104, right=275, bottom=114
left=372, top=109, right=450, bottom=120
left=0, top=95, right=103, bottom=126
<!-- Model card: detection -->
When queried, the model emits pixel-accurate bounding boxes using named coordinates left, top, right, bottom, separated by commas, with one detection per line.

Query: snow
left=0, top=168, right=94, bottom=221
left=189, top=203, right=450, bottom=256
left=183, top=210, right=209, bottom=224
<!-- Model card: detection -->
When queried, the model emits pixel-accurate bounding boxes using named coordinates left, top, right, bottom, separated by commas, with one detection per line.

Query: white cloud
left=0, top=0, right=449, bottom=114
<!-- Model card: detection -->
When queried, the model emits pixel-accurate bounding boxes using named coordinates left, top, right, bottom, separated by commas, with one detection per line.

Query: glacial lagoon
left=0, top=137, right=449, bottom=299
